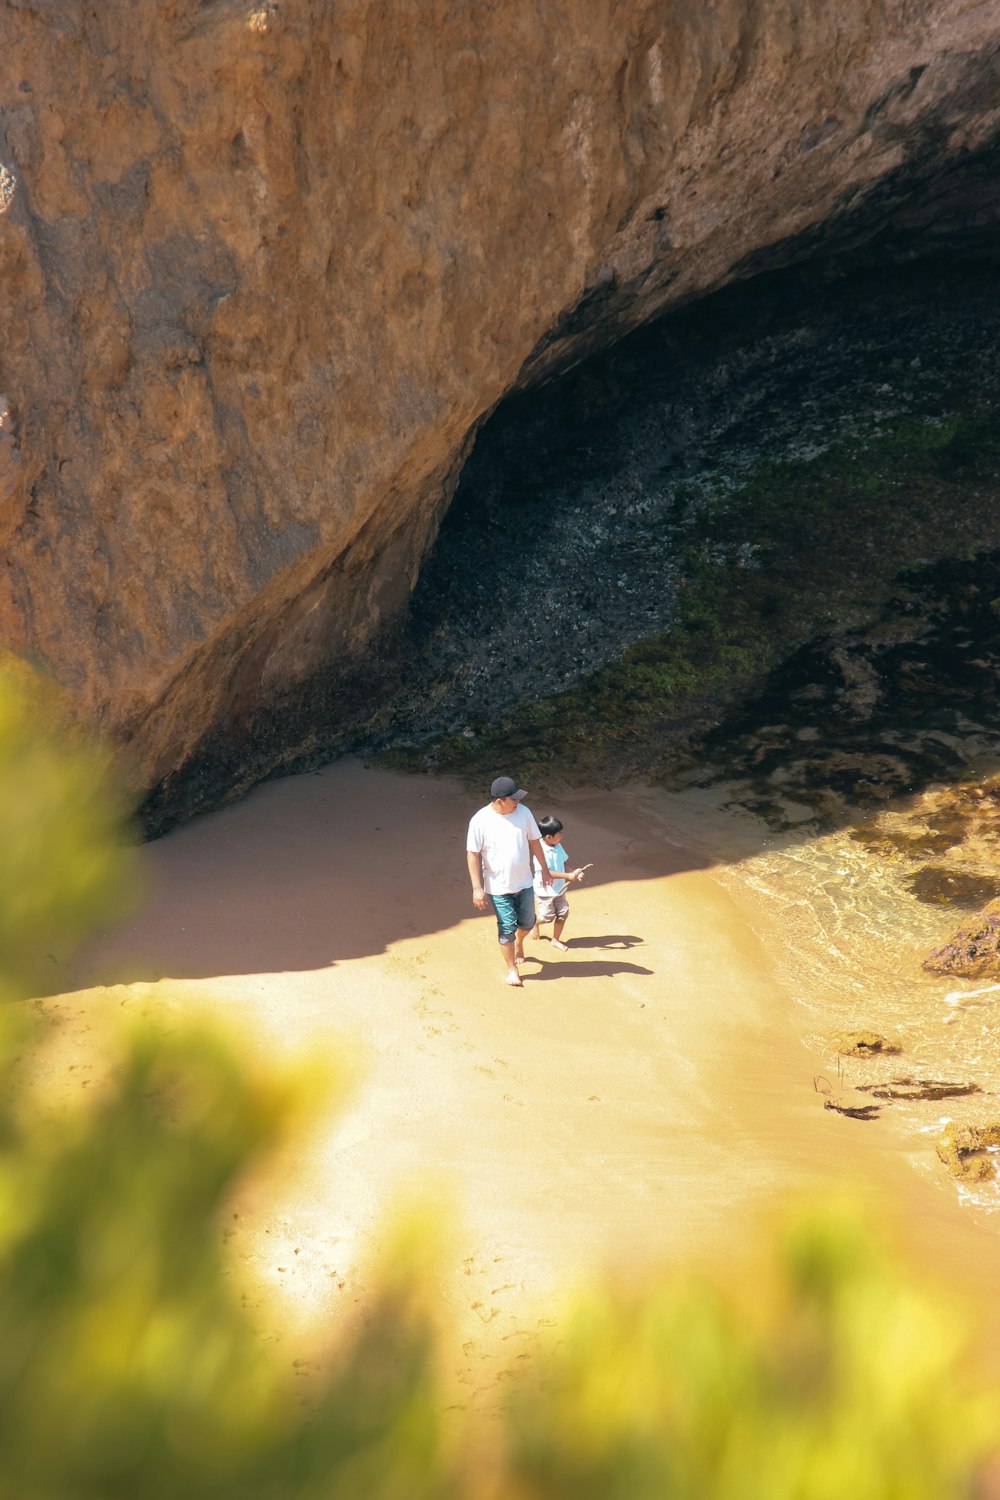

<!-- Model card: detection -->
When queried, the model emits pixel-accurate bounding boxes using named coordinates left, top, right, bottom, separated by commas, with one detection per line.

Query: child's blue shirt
left=534, top=841, right=570, bottom=896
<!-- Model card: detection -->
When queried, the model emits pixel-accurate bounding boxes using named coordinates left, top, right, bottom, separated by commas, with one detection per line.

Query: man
left=467, top=775, right=552, bottom=988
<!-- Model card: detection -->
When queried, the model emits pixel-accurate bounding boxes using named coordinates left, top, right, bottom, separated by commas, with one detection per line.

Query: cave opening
left=138, top=139, right=1000, bottom=837
left=378, top=233, right=1000, bottom=827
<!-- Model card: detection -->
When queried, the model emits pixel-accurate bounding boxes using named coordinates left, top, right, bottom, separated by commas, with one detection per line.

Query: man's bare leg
left=500, top=939, right=522, bottom=986
left=513, top=926, right=532, bottom=967
left=551, top=913, right=569, bottom=952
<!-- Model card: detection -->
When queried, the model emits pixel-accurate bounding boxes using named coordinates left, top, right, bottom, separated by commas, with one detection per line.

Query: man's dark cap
left=491, top=776, right=527, bottom=801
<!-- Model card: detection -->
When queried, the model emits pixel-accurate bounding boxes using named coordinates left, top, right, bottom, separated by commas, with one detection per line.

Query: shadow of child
left=562, top=933, right=645, bottom=951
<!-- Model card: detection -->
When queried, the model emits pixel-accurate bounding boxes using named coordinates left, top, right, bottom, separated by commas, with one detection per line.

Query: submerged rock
left=908, top=866, right=1000, bottom=907
left=858, top=1077, right=980, bottom=1102
left=823, top=1099, right=881, bottom=1121
left=833, top=1032, right=901, bottom=1058
left=924, top=898, right=1000, bottom=980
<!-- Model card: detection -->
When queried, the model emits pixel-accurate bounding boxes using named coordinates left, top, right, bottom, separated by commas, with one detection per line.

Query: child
left=531, top=815, right=590, bottom=951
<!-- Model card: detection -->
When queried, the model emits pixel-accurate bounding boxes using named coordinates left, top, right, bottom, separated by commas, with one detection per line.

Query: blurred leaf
left=0, top=656, right=135, bottom=999
left=504, top=1203, right=999, bottom=1500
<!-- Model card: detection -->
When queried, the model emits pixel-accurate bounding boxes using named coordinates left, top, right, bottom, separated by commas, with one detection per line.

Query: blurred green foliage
left=505, top=1210, right=998, bottom=1500
left=0, top=655, right=135, bottom=1001
left=0, top=1020, right=452, bottom=1500
left=1, top=662, right=998, bottom=1497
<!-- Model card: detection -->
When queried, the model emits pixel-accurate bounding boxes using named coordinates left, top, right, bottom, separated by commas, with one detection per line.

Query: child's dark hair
left=537, top=814, right=563, bottom=837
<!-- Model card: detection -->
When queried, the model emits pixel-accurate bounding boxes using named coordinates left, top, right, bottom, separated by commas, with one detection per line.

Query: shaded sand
left=43, top=759, right=1000, bottom=1407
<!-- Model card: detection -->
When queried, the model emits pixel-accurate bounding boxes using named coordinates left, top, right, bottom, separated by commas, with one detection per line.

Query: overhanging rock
left=1, top=1, right=999, bottom=817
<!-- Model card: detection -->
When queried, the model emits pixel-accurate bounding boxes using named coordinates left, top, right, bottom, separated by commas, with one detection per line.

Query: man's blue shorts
left=489, top=887, right=536, bottom=943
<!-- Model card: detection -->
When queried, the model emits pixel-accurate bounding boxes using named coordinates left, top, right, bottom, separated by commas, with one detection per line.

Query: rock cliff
left=1, top=1, right=999, bottom=818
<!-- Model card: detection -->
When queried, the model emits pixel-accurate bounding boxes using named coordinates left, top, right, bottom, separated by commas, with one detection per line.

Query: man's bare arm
left=467, top=850, right=488, bottom=910
left=529, top=838, right=553, bottom=886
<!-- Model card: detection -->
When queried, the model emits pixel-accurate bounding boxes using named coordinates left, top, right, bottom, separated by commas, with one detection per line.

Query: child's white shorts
left=536, top=892, right=569, bottom=924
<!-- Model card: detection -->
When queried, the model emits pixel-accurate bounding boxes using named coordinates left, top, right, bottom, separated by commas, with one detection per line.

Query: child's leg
left=533, top=892, right=555, bottom=942
left=550, top=900, right=570, bottom=951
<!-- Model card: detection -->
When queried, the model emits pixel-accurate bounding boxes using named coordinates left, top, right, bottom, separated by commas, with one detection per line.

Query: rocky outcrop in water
left=2, top=2, right=1000, bottom=818
left=924, top=898, right=1000, bottom=980
left=937, top=1121, right=1000, bottom=1181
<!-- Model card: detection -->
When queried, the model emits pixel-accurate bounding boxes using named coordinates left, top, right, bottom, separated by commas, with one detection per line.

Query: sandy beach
left=42, top=758, right=1000, bottom=1408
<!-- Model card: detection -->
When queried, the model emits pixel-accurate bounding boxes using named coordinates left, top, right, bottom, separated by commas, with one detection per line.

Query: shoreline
left=43, top=757, right=1000, bottom=1403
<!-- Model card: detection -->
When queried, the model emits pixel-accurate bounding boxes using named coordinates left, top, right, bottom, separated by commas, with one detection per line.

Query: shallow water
left=646, top=778, right=1000, bottom=1214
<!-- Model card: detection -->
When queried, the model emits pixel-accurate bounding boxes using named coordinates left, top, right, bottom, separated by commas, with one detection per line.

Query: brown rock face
left=1, top=1, right=999, bottom=815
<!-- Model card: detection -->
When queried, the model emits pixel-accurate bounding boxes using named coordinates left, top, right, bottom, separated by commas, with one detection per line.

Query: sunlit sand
left=42, top=759, right=1000, bottom=1407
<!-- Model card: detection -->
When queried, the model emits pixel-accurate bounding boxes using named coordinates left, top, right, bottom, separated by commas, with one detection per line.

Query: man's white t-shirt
left=467, top=803, right=541, bottom=895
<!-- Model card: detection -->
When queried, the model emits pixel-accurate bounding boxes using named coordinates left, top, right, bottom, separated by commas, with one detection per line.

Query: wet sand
left=45, top=759, right=1000, bottom=1406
